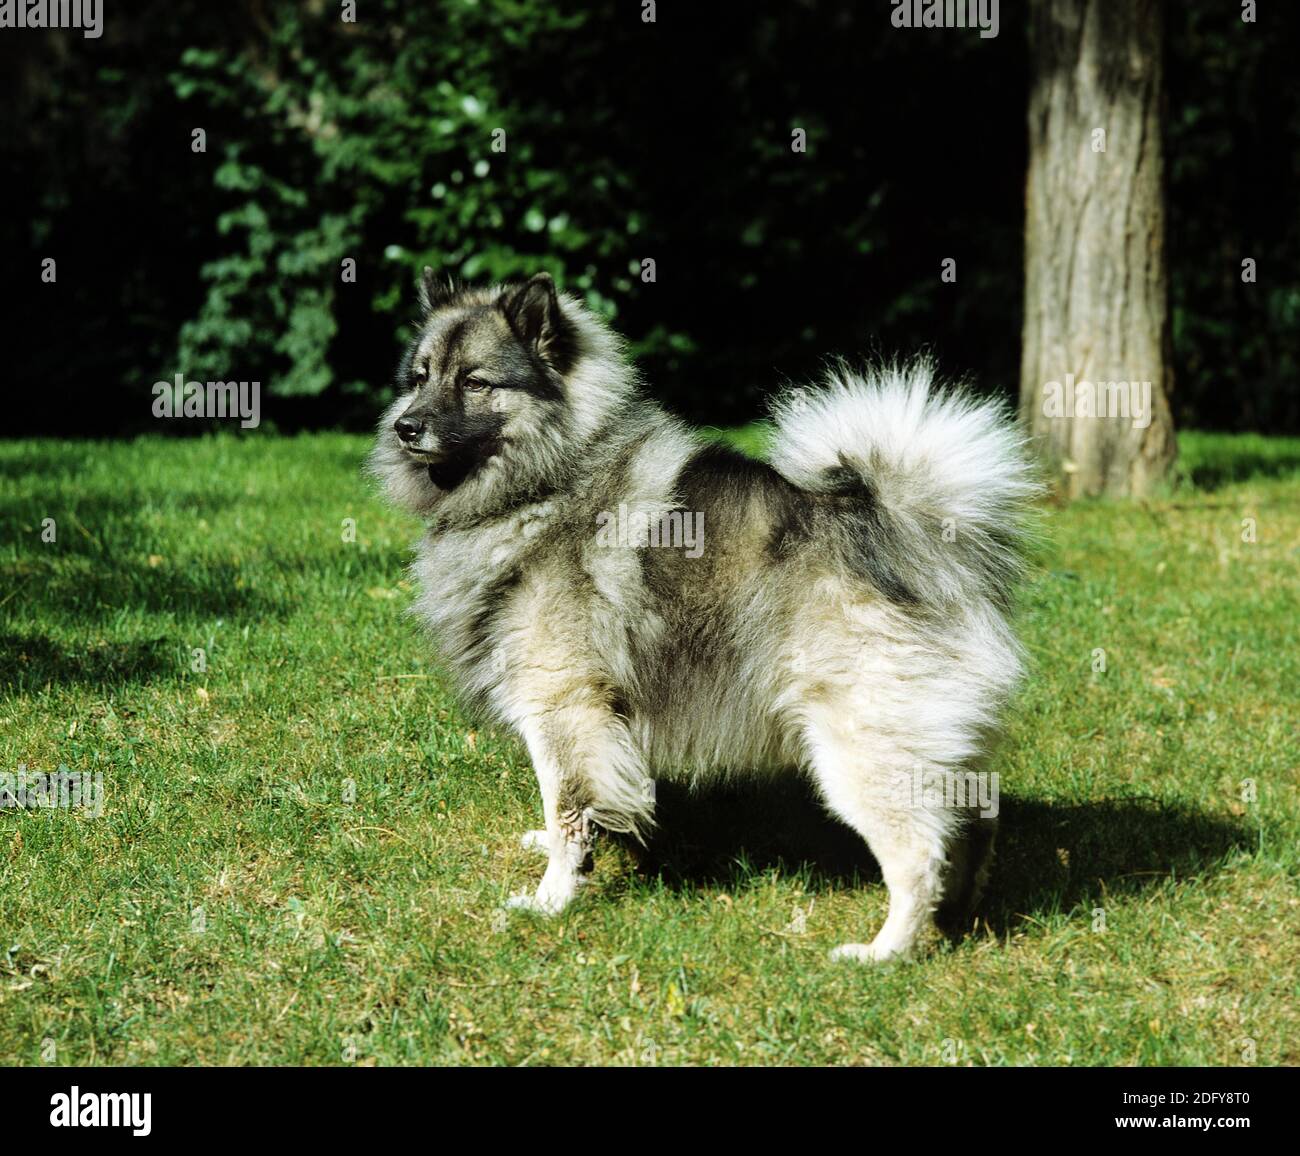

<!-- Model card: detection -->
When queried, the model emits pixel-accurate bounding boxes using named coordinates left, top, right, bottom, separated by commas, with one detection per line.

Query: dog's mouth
left=405, top=438, right=502, bottom=491
left=399, top=444, right=443, bottom=461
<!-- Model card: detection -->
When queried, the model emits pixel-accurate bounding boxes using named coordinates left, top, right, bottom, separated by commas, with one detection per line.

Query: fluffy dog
left=370, top=269, right=1035, bottom=961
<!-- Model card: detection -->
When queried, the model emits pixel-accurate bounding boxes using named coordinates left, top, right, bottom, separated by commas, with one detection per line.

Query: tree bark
left=1021, top=0, right=1176, bottom=498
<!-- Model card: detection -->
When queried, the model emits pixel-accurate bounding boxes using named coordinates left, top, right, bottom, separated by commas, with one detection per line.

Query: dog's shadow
left=612, top=777, right=1253, bottom=933
left=0, top=632, right=174, bottom=693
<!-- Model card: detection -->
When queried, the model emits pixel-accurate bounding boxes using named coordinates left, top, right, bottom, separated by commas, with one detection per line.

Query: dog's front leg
left=508, top=803, right=592, bottom=916
left=506, top=714, right=596, bottom=915
left=506, top=704, right=652, bottom=916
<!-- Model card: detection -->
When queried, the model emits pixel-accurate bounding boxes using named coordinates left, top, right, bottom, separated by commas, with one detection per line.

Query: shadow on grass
left=615, top=777, right=1252, bottom=931
left=1178, top=446, right=1300, bottom=491
left=1, top=487, right=307, bottom=625
left=0, top=632, right=173, bottom=692
left=985, top=794, right=1253, bottom=933
left=2, top=555, right=288, bottom=627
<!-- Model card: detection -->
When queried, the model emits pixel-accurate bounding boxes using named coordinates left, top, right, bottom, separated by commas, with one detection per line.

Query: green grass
left=1, top=429, right=1297, bottom=1066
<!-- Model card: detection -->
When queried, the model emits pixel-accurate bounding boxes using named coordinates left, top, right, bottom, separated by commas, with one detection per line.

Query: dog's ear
left=501, top=272, right=574, bottom=371
left=418, top=266, right=457, bottom=314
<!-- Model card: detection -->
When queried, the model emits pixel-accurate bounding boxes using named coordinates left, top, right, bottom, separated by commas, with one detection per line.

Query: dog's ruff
left=370, top=275, right=1035, bottom=962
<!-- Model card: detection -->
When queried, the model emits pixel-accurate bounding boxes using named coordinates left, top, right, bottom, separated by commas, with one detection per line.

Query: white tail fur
left=767, top=359, right=1038, bottom=606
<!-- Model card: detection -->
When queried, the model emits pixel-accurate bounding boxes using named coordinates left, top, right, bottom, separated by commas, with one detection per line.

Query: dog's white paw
left=829, top=940, right=909, bottom=964
left=505, top=891, right=557, bottom=915
left=505, top=869, right=583, bottom=916
left=519, top=830, right=550, bottom=855
left=504, top=887, right=573, bottom=916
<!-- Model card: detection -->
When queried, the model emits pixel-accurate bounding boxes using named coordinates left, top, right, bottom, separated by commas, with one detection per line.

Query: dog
left=369, top=269, right=1036, bottom=961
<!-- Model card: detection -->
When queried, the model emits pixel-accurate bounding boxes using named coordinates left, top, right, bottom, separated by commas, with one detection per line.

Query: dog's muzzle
left=394, top=413, right=444, bottom=459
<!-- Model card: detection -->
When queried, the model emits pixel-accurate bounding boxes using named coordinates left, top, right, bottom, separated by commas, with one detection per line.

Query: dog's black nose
left=394, top=414, right=423, bottom=442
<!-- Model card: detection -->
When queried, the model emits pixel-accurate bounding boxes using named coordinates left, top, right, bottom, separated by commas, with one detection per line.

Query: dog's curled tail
left=767, top=359, right=1039, bottom=608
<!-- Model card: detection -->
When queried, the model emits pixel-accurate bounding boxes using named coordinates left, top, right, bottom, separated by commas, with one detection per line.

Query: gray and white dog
left=370, top=270, right=1036, bottom=961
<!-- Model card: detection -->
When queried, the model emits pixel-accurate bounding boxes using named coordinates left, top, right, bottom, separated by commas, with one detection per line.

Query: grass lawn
left=1, top=428, right=1297, bottom=1066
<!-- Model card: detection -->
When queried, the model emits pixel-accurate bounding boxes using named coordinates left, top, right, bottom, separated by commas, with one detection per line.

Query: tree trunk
left=1021, top=0, right=1177, bottom=498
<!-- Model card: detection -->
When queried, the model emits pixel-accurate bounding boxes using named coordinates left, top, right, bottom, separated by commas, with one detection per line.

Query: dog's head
left=369, top=269, right=629, bottom=520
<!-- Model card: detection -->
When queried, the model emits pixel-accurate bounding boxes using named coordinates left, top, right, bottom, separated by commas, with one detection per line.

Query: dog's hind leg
left=802, top=716, right=958, bottom=962
left=935, top=812, right=997, bottom=936
left=506, top=702, right=653, bottom=916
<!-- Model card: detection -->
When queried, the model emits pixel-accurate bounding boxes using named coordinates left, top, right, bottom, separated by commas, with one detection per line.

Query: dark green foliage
left=1, top=0, right=1296, bottom=433
left=1166, top=2, right=1300, bottom=433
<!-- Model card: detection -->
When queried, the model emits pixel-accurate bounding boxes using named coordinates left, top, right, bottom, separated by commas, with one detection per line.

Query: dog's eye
left=464, top=379, right=490, bottom=393
left=411, top=367, right=428, bottom=388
